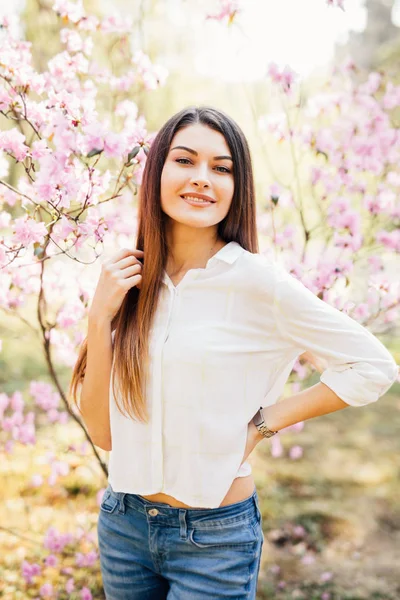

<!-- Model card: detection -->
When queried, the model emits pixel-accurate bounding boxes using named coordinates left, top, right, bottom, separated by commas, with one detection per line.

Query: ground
left=0, top=383, right=399, bottom=599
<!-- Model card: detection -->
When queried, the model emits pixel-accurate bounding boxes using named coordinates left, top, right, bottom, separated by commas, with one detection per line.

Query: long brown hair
left=68, top=105, right=259, bottom=423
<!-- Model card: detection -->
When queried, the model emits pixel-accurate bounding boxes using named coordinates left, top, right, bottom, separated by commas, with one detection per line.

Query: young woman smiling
left=69, top=106, right=398, bottom=600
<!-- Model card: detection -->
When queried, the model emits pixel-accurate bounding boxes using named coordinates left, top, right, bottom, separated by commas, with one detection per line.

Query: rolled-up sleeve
left=272, top=264, right=399, bottom=407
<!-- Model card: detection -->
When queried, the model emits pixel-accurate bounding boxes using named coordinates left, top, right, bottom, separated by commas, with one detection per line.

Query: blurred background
left=0, top=1, right=399, bottom=599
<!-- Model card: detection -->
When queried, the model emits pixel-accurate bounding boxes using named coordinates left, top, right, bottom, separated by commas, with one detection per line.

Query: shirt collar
left=207, top=240, right=244, bottom=266
left=162, top=241, right=244, bottom=286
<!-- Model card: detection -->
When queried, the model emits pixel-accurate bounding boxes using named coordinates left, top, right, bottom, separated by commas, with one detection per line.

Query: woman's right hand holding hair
left=89, top=248, right=144, bottom=323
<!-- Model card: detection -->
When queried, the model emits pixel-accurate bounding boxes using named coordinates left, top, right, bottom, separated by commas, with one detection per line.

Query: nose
left=189, top=165, right=211, bottom=188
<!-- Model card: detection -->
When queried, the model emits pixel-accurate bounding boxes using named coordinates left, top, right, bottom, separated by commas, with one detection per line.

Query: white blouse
left=107, top=241, right=398, bottom=508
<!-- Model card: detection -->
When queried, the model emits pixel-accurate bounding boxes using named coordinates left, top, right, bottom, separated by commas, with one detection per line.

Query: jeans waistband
left=108, top=484, right=261, bottom=527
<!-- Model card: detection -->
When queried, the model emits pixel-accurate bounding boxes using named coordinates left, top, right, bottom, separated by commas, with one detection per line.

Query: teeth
left=183, top=196, right=211, bottom=203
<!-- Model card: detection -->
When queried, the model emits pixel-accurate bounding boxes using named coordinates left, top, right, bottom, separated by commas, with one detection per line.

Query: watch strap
left=252, top=406, right=278, bottom=438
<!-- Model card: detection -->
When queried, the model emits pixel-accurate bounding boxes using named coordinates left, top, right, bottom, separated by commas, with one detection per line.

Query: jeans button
left=149, top=508, right=159, bottom=516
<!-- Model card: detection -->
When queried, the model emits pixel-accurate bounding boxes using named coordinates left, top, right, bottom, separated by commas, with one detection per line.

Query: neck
left=165, top=227, right=223, bottom=275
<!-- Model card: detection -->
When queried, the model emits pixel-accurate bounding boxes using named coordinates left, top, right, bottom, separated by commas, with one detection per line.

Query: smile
left=181, top=195, right=215, bottom=207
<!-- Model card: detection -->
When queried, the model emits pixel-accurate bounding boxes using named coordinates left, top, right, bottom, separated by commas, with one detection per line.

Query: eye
left=175, top=158, right=231, bottom=173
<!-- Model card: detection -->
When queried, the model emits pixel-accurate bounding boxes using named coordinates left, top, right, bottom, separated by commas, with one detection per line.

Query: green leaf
left=127, top=146, right=141, bottom=163
left=87, top=148, right=103, bottom=158
left=33, top=242, right=45, bottom=258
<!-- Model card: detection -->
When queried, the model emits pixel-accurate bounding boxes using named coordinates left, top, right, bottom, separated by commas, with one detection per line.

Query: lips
left=180, top=194, right=216, bottom=203
left=181, top=196, right=215, bottom=207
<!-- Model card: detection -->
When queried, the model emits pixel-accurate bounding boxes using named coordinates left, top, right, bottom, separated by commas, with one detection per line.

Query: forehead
left=170, top=124, right=230, bottom=153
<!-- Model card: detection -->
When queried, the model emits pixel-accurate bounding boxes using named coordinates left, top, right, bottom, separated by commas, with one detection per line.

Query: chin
left=163, top=209, right=218, bottom=227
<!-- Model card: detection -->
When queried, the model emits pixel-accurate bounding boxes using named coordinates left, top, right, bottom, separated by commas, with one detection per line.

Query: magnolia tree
left=0, top=0, right=399, bottom=597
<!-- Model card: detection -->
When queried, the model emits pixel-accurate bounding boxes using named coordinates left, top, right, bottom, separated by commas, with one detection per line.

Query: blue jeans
left=97, top=483, right=264, bottom=599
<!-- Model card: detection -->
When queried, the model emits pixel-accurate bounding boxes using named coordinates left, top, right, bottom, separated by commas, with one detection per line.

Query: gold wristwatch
left=252, top=406, right=278, bottom=438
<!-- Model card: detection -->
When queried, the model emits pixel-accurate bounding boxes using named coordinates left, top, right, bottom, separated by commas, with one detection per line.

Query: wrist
left=261, top=405, right=280, bottom=433
left=250, top=419, right=265, bottom=443
left=252, top=406, right=280, bottom=439
left=88, top=312, right=112, bottom=333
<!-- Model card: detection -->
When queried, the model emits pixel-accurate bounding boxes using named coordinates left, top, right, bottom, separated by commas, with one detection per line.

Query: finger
left=114, top=256, right=142, bottom=270
left=119, top=264, right=141, bottom=278
left=121, top=274, right=142, bottom=289
left=113, top=248, right=144, bottom=262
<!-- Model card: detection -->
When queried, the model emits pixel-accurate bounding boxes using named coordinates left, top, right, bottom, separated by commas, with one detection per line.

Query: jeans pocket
left=188, top=520, right=258, bottom=551
left=100, top=489, right=119, bottom=514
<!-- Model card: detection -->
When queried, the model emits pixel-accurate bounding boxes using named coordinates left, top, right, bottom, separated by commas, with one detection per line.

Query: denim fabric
left=97, top=484, right=264, bottom=599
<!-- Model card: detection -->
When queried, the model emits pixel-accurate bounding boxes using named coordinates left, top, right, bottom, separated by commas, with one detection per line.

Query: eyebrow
left=170, top=145, right=233, bottom=161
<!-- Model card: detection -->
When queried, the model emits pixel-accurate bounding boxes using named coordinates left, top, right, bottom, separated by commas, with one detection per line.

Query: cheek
left=160, top=169, right=176, bottom=204
left=222, top=180, right=235, bottom=204
left=221, top=175, right=234, bottom=196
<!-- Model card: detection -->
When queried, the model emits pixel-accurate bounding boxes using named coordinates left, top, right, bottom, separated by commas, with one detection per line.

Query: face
left=160, top=124, right=235, bottom=234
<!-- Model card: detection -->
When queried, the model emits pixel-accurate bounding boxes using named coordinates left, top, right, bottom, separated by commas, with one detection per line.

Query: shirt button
left=148, top=508, right=159, bottom=516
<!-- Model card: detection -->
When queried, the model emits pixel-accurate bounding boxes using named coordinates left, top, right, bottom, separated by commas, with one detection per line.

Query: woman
left=69, top=106, right=398, bottom=599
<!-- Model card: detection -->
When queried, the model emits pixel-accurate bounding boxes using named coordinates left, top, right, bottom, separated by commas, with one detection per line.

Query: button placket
left=151, top=284, right=181, bottom=493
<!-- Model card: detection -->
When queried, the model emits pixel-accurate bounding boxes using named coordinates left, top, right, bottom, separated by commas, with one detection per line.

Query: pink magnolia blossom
left=30, top=140, right=52, bottom=161
left=289, top=445, right=303, bottom=460
left=30, top=474, right=44, bottom=487
left=302, top=553, right=316, bottom=565
left=277, top=580, right=286, bottom=589
left=293, top=525, right=306, bottom=537
left=382, top=82, right=400, bottom=110
left=43, top=526, right=75, bottom=553
left=80, top=587, right=93, bottom=600
left=21, top=560, right=42, bottom=584
left=45, top=554, right=59, bottom=567
left=270, top=435, right=283, bottom=457
left=39, top=582, right=55, bottom=598
left=205, top=0, right=241, bottom=24
left=103, top=131, right=128, bottom=159
left=75, top=550, right=98, bottom=567
left=101, top=14, right=133, bottom=34
left=0, top=89, right=13, bottom=111
left=56, top=302, right=85, bottom=328
left=30, top=381, right=60, bottom=411
left=52, top=215, right=76, bottom=243
left=60, top=28, right=93, bottom=55
left=132, top=50, right=169, bottom=90
left=376, top=229, right=400, bottom=252
left=327, top=0, right=345, bottom=10
left=269, top=564, right=281, bottom=575
left=47, top=458, right=70, bottom=486
left=115, top=99, right=138, bottom=120
left=53, top=0, right=85, bottom=24
left=12, top=217, right=47, bottom=246
left=0, top=129, right=29, bottom=161
left=267, top=62, right=298, bottom=94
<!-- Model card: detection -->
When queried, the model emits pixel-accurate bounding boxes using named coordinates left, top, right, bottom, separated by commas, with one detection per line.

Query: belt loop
left=179, top=509, right=187, bottom=540
left=117, top=492, right=126, bottom=514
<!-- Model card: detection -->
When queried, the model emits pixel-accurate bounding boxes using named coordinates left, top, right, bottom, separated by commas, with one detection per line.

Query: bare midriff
left=139, top=473, right=255, bottom=509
